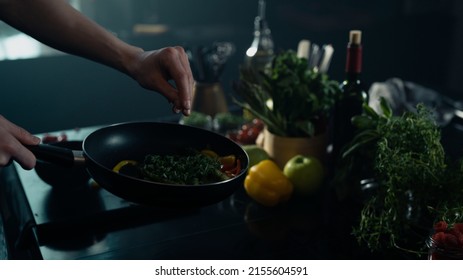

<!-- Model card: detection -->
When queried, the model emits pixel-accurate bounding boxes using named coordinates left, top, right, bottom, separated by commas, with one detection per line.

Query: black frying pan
left=28, top=121, right=249, bottom=207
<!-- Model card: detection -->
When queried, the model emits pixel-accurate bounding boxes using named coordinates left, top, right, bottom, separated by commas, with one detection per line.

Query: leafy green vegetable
left=335, top=97, right=463, bottom=255
left=180, top=111, right=212, bottom=129
left=140, top=150, right=227, bottom=185
left=233, top=50, right=340, bottom=137
left=213, top=112, right=244, bottom=132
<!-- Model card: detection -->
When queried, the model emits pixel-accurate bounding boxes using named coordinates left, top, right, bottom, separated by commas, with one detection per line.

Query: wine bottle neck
left=344, top=72, right=362, bottom=83
left=345, top=44, right=362, bottom=74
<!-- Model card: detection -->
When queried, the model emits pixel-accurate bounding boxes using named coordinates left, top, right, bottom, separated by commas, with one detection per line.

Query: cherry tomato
left=57, top=133, right=68, bottom=142
left=42, top=134, right=58, bottom=143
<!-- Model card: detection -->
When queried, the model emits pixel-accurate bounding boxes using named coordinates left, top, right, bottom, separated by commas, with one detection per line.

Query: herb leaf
left=335, top=100, right=463, bottom=255
left=233, top=50, right=340, bottom=137
left=140, top=151, right=226, bottom=185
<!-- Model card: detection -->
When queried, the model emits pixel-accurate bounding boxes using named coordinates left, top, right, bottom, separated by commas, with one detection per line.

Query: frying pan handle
left=27, top=144, right=85, bottom=167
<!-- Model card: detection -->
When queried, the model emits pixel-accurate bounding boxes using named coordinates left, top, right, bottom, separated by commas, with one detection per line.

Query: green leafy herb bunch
left=336, top=97, right=463, bottom=254
left=233, top=50, right=340, bottom=138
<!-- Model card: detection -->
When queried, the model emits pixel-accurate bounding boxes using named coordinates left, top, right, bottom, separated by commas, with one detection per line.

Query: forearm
left=0, top=0, right=194, bottom=116
left=0, top=0, right=142, bottom=76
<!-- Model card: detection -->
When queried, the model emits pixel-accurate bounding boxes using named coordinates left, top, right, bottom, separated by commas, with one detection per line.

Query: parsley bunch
left=233, top=50, right=340, bottom=137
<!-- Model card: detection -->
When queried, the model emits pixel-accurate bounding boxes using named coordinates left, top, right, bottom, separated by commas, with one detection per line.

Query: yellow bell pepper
left=244, top=159, right=294, bottom=207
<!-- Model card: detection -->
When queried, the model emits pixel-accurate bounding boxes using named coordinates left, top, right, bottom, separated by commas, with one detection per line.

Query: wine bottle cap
left=349, top=30, right=362, bottom=45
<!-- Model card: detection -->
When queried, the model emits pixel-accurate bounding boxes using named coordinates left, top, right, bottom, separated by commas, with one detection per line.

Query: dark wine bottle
left=331, top=30, right=368, bottom=162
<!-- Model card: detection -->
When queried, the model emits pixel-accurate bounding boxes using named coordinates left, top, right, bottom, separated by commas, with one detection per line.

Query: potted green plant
left=233, top=49, right=340, bottom=167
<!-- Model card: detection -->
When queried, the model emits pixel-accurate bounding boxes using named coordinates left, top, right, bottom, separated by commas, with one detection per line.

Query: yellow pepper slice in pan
left=200, top=149, right=219, bottom=159
left=112, top=160, right=138, bottom=173
left=244, top=159, right=293, bottom=207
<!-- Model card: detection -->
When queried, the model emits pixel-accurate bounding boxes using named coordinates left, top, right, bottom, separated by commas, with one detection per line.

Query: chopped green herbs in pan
left=112, top=148, right=241, bottom=185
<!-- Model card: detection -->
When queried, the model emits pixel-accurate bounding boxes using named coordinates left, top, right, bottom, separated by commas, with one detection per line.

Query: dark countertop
left=6, top=117, right=463, bottom=260
left=0, top=160, right=368, bottom=260
left=0, top=123, right=364, bottom=260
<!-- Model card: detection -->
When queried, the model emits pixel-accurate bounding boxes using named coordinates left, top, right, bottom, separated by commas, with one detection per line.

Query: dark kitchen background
left=0, top=0, right=461, bottom=133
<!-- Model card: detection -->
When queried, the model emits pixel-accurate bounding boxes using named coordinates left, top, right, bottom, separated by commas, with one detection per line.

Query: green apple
left=283, top=154, right=324, bottom=195
left=242, top=145, right=270, bottom=169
